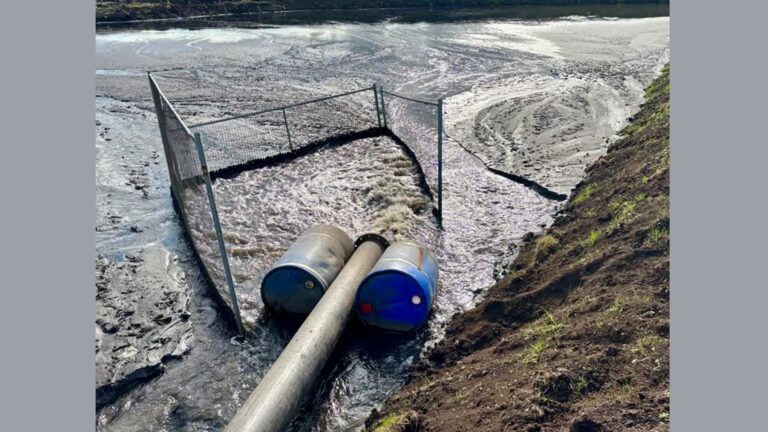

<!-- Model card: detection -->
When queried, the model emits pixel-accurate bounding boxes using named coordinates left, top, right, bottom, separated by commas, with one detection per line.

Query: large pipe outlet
left=224, top=234, right=388, bottom=432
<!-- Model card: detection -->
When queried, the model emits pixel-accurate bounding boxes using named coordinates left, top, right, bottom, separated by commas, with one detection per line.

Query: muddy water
left=96, top=12, right=668, bottom=431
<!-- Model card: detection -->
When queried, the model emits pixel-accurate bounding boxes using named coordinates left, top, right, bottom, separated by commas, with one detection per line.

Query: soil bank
left=96, top=1, right=668, bottom=24
left=367, top=65, right=670, bottom=432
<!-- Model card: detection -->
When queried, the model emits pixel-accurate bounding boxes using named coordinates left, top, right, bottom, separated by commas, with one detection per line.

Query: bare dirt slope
left=368, top=65, right=670, bottom=432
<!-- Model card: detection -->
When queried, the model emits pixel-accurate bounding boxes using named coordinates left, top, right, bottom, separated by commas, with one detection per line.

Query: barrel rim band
left=374, top=257, right=437, bottom=287
left=304, top=230, right=355, bottom=258
left=262, top=263, right=330, bottom=292
left=354, top=233, right=390, bottom=250
left=358, top=266, right=436, bottom=301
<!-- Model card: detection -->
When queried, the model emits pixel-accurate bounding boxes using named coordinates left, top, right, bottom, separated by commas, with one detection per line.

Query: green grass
left=648, top=226, right=669, bottom=243
left=533, top=234, right=559, bottom=262
left=573, top=184, right=596, bottom=205
left=374, top=414, right=401, bottom=431
left=519, top=339, right=548, bottom=365
left=608, top=189, right=651, bottom=229
left=610, top=200, right=637, bottom=228
left=657, top=193, right=670, bottom=220
left=582, top=230, right=600, bottom=248
left=571, top=374, right=589, bottom=394
left=659, top=411, right=670, bottom=423
left=608, top=298, right=626, bottom=315
left=519, top=310, right=564, bottom=365
left=632, top=335, right=665, bottom=357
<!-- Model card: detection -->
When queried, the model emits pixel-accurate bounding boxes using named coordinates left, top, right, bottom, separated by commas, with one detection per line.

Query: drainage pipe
left=224, top=235, right=388, bottom=432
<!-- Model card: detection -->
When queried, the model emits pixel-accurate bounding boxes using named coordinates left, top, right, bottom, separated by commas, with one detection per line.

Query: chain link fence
left=188, top=87, right=381, bottom=174
left=379, top=88, right=444, bottom=225
left=149, top=72, right=443, bottom=333
left=149, top=73, right=245, bottom=333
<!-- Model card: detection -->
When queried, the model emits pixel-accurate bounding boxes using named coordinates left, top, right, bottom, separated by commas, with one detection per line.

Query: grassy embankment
left=368, top=65, right=670, bottom=432
left=96, top=1, right=667, bottom=22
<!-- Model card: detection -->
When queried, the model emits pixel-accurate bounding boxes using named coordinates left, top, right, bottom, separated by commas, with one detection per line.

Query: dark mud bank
left=96, top=1, right=669, bottom=25
left=368, top=65, right=670, bottom=431
left=95, top=248, right=193, bottom=409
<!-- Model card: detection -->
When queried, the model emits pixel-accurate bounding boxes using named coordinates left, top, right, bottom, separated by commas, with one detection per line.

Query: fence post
left=194, top=132, right=246, bottom=335
left=282, top=108, right=293, bottom=151
left=373, top=84, right=382, bottom=128
left=148, top=73, right=176, bottom=196
left=437, top=98, right=444, bottom=229
left=380, top=86, right=388, bottom=128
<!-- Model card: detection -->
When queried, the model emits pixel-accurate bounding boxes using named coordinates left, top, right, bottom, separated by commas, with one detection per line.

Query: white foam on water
left=96, top=24, right=357, bottom=45
left=97, top=28, right=266, bottom=44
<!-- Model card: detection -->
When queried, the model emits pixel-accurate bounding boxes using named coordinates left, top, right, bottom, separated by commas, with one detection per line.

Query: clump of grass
left=648, top=226, right=669, bottom=243
left=573, top=184, right=597, bottom=204
left=519, top=339, right=548, bottom=365
left=571, top=374, right=589, bottom=394
left=537, top=370, right=591, bottom=405
left=608, top=298, right=626, bottom=315
left=608, top=192, right=649, bottom=229
left=659, top=411, right=670, bottom=423
left=533, top=234, right=559, bottom=262
left=656, top=193, right=670, bottom=219
left=524, top=310, right=565, bottom=339
left=582, top=230, right=600, bottom=248
left=374, top=414, right=402, bottom=432
left=632, top=335, right=665, bottom=357
left=519, top=310, right=564, bottom=365
left=610, top=200, right=637, bottom=228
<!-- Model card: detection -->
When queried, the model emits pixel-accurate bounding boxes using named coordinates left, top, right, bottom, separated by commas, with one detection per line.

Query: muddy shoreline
left=95, top=249, right=192, bottom=409
left=367, top=65, right=670, bottom=432
left=96, top=2, right=669, bottom=26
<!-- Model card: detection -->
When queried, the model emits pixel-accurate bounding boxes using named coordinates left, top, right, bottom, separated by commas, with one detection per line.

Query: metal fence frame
left=149, top=72, right=444, bottom=334
left=188, top=86, right=376, bottom=130
left=149, top=72, right=245, bottom=334
left=188, top=85, right=381, bottom=174
left=378, top=86, right=444, bottom=227
left=185, top=82, right=444, bottom=226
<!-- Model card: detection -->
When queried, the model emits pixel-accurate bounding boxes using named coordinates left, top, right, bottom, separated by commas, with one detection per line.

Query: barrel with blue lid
left=355, top=240, right=438, bottom=332
left=261, top=225, right=354, bottom=314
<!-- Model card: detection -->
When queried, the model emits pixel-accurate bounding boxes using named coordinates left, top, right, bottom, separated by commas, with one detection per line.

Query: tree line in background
left=97, top=0, right=669, bottom=22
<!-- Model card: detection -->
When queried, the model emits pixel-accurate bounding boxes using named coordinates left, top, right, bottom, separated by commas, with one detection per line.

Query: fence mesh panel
left=189, top=88, right=379, bottom=173
left=382, top=91, right=441, bottom=200
left=150, top=73, right=445, bottom=332
left=149, top=75, right=238, bottom=315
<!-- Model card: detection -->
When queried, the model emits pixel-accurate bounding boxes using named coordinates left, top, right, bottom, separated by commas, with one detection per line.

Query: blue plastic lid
left=356, top=269, right=432, bottom=332
left=261, top=265, right=325, bottom=315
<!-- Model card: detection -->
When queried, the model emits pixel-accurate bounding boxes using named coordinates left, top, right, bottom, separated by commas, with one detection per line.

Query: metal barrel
left=355, top=240, right=438, bottom=332
left=225, top=236, right=387, bottom=432
left=261, top=225, right=354, bottom=314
